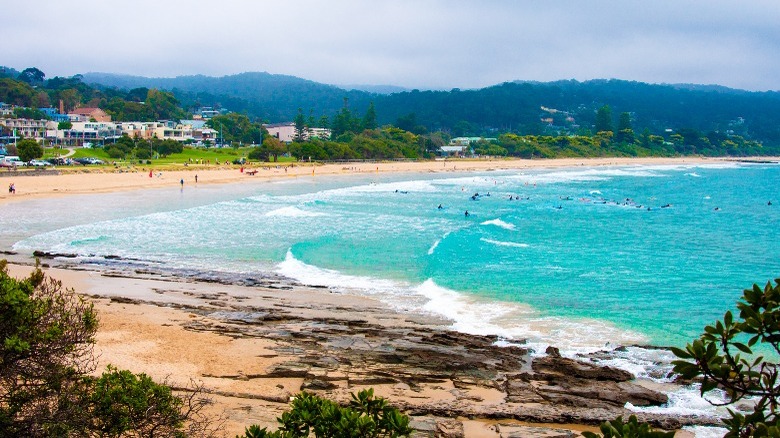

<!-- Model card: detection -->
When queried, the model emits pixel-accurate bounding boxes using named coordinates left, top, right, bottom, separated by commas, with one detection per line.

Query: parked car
left=27, top=159, right=51, bottom=167
left=49, top=157, right=72, bottom=166
left=0, top=156, right=23, bottom=168
left=73, top=157, right=103, bottom=165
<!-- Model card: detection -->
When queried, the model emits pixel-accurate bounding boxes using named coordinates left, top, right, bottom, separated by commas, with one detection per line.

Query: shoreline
left=0, top=156, right=749, bottom=436
left=5, top=261, right=707, bottom=437
left=0, top=156, right=729, bottom=205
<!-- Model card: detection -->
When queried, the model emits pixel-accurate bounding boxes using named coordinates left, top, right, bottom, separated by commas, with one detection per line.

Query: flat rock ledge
left=80, top=268, right=719, bottom=437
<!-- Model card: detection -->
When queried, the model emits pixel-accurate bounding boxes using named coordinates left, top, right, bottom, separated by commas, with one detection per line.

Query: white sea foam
left=683, top=426, right=730, bottom=438
left=276, top=250, right=405, bottom=295
left=264, top=206, right=325, bottom=217
left=427, top=231, right=452, bottom=255
left=276, top=253, right=647, bottom=355
left=685, top=172, right=702, bottom=177
left=322, top=179, right=439, bottom=196
left=480, top=218, right=516, bottom=230
left=414, top=279, right=523, bottom=335
left=480, top=238, right=528, bottom=248
left=627, top=385, right=728, bottom=417
left=480, top=219, right=516, bottom=230
left=506, top=167, right=664, bottom=185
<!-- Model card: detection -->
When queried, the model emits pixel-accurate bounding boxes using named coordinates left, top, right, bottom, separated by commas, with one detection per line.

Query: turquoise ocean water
left=4, top=163, right=779, bottom=370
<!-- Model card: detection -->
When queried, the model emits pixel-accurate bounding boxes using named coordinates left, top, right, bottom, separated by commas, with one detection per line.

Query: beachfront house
left=264, top=122, right=332, bottom=143
left=0, top=118, right=48, bottom=143
left=58, top=121, right=119, bottom=146
left=440, top=145, right=469, bottom=157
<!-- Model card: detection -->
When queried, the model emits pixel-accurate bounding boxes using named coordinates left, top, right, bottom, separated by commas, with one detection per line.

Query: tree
left=18, top=67, right=45, bottom=85
left=154, top=139, right=183, bottom=157
left=57, top=121, right=73, bottom=131
left=82, top=365, right=219, bottom=437
left=16, top=139, right=44, bottom=162
left=362, top=102, right=377, bottom=130
left=13, top=107, right=47, bottom=120
left=0, top=262, right=223, bottom=436
left=238, top=389, right=412, bottom=438
left=0, top=78, right=36, bottom=106
left=294, top=108, right=307, bottom=142
left=672, top=279, right=780, bottom=437
left=0, top=261, right=98, bottom=436
left=616, top=112, right=635, bottom=143
left=263, top=136, right=287, bottom=162
left=58, top=88, right=81, bottom=113
left=331, top=98, right=359, bottom=138
left=206, top=113, right=264, bottom=145
left=145, top=89, right=185, bottom=121
left=33, top=91, right=50, bottom=108
left=595, top=105, right=613, bottom=133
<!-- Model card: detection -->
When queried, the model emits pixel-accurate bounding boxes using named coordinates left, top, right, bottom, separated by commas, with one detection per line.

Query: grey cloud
left=1, top=0, right=778, bottom=90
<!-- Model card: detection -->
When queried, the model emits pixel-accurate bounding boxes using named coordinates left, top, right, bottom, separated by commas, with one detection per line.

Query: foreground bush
left=238, top=389, right=412, bottom=438
left=0, top=261, right=221, bottom=437
left=582, top=415, right=674, bottom=438
left=672, top=279, right=780, bottom=437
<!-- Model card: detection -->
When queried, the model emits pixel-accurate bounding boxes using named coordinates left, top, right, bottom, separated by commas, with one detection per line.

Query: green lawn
left=43, top=145, right=298, bottom=168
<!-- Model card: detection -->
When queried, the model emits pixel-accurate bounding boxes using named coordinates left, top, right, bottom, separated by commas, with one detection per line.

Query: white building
left=264, top=122, right=331, bottom=143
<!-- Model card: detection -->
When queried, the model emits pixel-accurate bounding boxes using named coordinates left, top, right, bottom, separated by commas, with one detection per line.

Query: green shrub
left=582, top=415, right=675, bottom=438
left=672, top=279, right=780, bottom=437
left=237, top=389, right=412, bottom=438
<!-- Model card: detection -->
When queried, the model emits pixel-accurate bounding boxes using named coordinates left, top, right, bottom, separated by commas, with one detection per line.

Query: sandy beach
left=0, top=156, right=731, bottom=437
left=0, top=156, right=717, bottom=204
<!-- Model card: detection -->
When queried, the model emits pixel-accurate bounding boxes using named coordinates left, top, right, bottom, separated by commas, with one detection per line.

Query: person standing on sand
left=180, top=178, right=184, bottom=187
left=195, top=174, right=198, bottom=183
left=8, top=183, right=15, bottom=194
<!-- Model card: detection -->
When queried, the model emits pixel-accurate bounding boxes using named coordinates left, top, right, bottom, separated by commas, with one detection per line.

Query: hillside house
left=69, top=107, right=112, bottom=122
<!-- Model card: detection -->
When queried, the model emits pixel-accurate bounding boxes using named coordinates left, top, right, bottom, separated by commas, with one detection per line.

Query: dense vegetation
left=0, top=261, right=221, bottom=437
left=3, top=66, right=780, bottom=160
left=79, top=71, right=780, bottom=147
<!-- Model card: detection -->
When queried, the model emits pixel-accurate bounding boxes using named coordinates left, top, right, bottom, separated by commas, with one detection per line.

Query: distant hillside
left=336, top=84, right=412, bottom=94
left=374, top=80, right=780, bottom=143
left=82, top=72, right=373, bottom=123
left=82, top=72, right=780, bottom=145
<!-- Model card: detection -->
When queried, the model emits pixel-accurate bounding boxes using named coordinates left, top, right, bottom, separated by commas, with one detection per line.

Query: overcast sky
left=2, top=1, right=779, bottom=91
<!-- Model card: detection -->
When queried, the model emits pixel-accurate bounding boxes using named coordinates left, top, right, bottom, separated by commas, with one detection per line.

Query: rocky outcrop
left=61, top=261, right=718, bottom=435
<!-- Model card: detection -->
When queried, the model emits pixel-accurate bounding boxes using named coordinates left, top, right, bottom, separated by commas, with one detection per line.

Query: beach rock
left=496, top=424, right=577, bottom=438
left=300, top=379, right=338, bottom=390
left=532, top=355, right=634, bottom=382
left=80, top=269, right=709, bottom=431
left=436, top=418, right=464, bottom=438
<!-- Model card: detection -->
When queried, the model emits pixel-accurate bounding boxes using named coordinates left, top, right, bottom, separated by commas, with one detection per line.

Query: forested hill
left=81, top=72, right=370, bottom=123
left=82, top=72, right=780, bottom=145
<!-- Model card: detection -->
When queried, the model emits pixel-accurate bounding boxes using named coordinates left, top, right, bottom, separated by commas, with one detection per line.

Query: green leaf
left=733, top=342, right=752, bottom=354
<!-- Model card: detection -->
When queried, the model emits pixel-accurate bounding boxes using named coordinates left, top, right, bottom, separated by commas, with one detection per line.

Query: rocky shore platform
left=9, top=260, right=717, bottom=437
